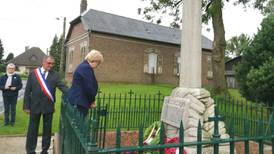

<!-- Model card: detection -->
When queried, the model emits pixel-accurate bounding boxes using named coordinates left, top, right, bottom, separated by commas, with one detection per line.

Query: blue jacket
left=0, top=73, right=23, bottom=97
left=67, top=60, right=98, bottom=109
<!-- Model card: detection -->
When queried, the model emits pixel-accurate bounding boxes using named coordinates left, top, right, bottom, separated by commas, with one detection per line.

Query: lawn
left=0, top=93, right=62, bottom=136
left=0, top=83, right=174, bottom=136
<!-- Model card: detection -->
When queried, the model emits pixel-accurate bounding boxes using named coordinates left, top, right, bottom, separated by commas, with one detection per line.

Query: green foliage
left=144, top=121, right=161, bottom=145
left=0, top=39, right=6, bottom=72
left=0, top=39, right=4, bottom=62
left=262, top=0, right=274, bottom=15
left=5, top=52, right=14, bottom=63
left=0, top=64, right=6, bottom=72
left=226, top=34, right=251, bottom=58
left=235, top=14, right=274, bottom=104
left=245, top=58, right=274, bottom=103
left=49, top=35, right=61, bottom=72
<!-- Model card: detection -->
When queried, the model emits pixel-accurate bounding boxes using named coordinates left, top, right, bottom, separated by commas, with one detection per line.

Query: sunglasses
left=47, top=62, right=55, bottom=65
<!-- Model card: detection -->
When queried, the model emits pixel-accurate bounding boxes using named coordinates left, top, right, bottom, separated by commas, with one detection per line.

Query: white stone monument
left=160, top=0, right=231, bottom=153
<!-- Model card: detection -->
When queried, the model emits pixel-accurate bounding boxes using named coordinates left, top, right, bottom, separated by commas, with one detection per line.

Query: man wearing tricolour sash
left=23, top=55, right=68, bottom=154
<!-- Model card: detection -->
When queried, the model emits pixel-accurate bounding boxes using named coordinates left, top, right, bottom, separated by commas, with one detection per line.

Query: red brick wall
left=66, top=23, right=213, bottom=87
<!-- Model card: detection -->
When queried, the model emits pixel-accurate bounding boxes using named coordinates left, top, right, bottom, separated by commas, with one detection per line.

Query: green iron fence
left=95, top=90, right=164, bottom=130
left=59, top=96, right=97, bottom=154
left=59, top=92, right=274, bottom=154
left=216, top=95, right=274, bottom=136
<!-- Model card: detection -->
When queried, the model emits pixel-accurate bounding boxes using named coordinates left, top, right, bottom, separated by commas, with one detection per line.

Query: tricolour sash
left=34, top=68, right=54, bottom=102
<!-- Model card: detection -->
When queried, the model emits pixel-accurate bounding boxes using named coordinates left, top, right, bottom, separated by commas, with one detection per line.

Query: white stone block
left=187, top=94, right=205, bottom=114
left=204, top=98, right=215, bottom=107
left=184, top=127, right=198, bottom=137
left=191, top=89, right=210, bottom=99
left=203, top=121, right=214, bottom=131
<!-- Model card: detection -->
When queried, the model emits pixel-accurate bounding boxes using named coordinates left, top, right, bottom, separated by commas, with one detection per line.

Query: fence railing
left=95, top=90, right=165, bottom=130
left=59, top=96, right=97, bottom=154
left=59, top=92, right=274, bottom=154
left=97, top=117, right=274, bottom=154
left=216, top=95, right=274, bottom=136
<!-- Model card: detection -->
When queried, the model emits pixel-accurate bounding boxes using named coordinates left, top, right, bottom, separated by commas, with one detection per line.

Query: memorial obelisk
left=161, top=0, right=230, bottom=153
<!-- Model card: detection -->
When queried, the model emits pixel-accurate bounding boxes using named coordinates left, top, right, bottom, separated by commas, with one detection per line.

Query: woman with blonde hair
left=67, top=49, right=103, bottom=117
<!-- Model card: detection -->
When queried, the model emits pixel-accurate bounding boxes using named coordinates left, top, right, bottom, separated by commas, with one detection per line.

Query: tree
left=138, top=0, right=271, bottom=93
left=49, top=35, right=61, bottom=72
left=0, top=39, right=4, bottom=63
left=5, top=52, right=14, bottom=63
left=226, top=33, right=251, bottom=58
left=235, top=14, right=274, bottom=105
left=0, top=39, right=5, bottom=72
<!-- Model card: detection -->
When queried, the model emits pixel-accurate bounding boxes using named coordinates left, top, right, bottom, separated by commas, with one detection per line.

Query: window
left=68, top=46, right=74, bottom=72
left=173, top=52, right=180, bottom=76
left=80, top=41, right=88, bottom=61
left=30, top=55, right=37, bottom=61
left=207, top=55, right=213, bottom=78
left=143, top=48, right=163, bottom=74
left=148, top=52, right=157, bottom=74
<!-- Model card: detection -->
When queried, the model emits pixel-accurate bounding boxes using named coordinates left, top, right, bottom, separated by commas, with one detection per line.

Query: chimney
left=25, top=46, right=29, bottom=51
left=80, top=0, right=87, bottom=14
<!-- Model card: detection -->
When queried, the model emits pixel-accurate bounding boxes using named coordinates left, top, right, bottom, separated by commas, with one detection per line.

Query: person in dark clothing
left=23, top=56, right=68, bottom=154
left=0, top=63, right=22, bottom=126
left=67, top=49, right=103, bottom=117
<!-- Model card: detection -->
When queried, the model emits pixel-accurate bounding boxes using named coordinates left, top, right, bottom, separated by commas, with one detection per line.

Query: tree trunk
left=211, top=0, right=227, bottom=93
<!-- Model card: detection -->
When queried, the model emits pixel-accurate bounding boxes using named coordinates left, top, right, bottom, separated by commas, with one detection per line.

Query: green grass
left=98, top=82, right=175, bottom=96
left=228, top=89, right=246, bottom=101
left=0, top=91, right=62, bottom=136
left=0, top=83, right=174, bottom=136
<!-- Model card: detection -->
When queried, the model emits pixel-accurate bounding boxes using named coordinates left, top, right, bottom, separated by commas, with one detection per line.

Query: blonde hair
left=85, top=49, right=104, bottom=63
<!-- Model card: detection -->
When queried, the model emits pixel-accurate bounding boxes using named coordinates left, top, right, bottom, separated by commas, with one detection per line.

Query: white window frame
left=80, top=41, right=88, bottom=61
left=68, top=46, right=74, bottom=73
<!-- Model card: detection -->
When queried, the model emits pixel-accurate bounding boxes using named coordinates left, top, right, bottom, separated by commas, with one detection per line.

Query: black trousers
left=26, top=112, right=53, bottom=154
left=3, top=96, right=18, bottom=125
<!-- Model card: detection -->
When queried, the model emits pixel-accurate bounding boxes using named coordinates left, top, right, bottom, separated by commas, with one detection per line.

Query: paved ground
left=0, top=136, right=54, bottom=154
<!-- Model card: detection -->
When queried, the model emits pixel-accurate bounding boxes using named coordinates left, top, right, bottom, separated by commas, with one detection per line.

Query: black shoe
left=11, top=123, right=14, bottom=127
left=4, top=123, right=9, bottom=126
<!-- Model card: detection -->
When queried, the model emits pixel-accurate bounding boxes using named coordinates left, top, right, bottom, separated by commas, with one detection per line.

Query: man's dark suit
left=23, top=68, right=67, bottom=154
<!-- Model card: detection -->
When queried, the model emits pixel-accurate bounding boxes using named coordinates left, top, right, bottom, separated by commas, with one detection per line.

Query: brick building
left=65, top=9, right=213, bottom=86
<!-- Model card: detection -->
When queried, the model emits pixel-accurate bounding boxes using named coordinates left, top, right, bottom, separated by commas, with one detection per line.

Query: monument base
left=161, top=87, right=231, bottom=153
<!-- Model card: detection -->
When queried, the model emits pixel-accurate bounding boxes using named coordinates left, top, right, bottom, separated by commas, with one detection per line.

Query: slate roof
left=69, top=9, right=212, bottom=50
left=9, top=47, right=46, bottom=66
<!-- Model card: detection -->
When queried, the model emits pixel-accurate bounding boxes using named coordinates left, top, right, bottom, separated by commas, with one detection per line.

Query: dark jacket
left=23, top=69, right=68, bottom=113
left=0, top=73, right=23, bottom=97
left=67, top=60, right=98, bottom=109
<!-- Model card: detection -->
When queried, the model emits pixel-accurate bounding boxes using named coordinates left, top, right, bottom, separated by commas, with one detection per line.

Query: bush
left=245, top=58, right=274, bottom=104
left=235, top=14, right=274, bottom=104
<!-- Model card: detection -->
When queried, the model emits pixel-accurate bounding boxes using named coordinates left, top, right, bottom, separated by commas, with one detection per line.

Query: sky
left=0, top=0, right=264, bottom=58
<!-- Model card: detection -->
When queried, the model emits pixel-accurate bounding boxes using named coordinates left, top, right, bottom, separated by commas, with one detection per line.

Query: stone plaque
left=161, top=97, right=190, bottom=128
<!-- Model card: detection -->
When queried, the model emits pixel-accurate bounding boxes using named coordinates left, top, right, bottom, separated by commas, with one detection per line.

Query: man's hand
left=10, top=87, right=16, bottom=91
left=90, top=102, right=96, bottom=108
left=24, top=109, right=30, bottom=114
